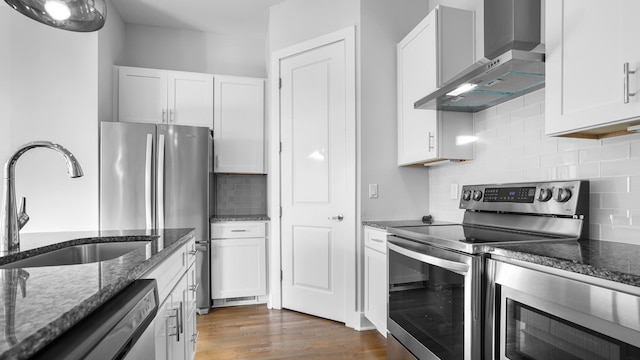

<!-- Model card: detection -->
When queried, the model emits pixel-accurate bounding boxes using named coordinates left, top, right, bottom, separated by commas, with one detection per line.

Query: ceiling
left=110, top=0, right=288, bottom=39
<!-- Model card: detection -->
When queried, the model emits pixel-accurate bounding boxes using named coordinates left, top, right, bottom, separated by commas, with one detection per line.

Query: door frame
left=268, top=26, right=357, bottom=328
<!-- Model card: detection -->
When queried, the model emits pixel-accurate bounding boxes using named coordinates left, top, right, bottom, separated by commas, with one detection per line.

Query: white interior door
left=280, top=40, right=348, bottom=322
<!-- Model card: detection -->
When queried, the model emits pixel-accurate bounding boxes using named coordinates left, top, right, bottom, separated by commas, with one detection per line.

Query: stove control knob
left=472, top=190, right=483, bottom=201
left=462, top=190, right=472, bottom=201
left=555, top=188, right=572, bottom=202
left=538, top=188, right=553, bottom=202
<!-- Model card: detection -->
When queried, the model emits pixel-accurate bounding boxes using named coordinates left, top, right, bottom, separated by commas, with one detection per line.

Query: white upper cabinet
left=116, top=66, right=214, bottom=129
left=213, top=75, right=265, bottom=174
left=397, top=6, right=475, bottom=166
left=545, top=0, right=640, bottom=137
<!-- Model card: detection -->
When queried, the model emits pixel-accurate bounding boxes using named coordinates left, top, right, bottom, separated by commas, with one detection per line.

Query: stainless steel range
left=386, top=180, right=589, bottom=360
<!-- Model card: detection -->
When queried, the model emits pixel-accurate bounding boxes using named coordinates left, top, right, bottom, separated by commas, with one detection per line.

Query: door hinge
left=279, top=78, right=282, bottom=89
left=279, top=206, right=282, bottom=217
left=279, top=142, right=282, bottom=154
left=280, top=270, right=283, bottom=281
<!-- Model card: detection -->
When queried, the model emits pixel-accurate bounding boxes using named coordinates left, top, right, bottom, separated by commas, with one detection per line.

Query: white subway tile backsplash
left=524, top=88, right=545, bottom=106
left=524, top=138, right=557, bottom=157
left=590, top=177, right=629, bottom=193
left=428, top=88, right=640, bottom=243
left=579, top=143, right=629, bottom=163
left=540, top=151, right=579, bottom=167
left=630, top=176, right=640, bottom=192
left=557, top=137, right=601, bottom=152
left=510, top=103, right=541, bottom=121
left=631, top=140, right=640, bottom=158
left=600, top=193, right=640, bottom=209
left=601, top=158, right=640, bottom=177
left=600, top=225, right=640, bottom=244
left=496, top=96, right=524, bottom=116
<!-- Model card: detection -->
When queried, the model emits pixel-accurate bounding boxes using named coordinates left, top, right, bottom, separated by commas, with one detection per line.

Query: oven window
left=505, top=299, right=640, bottom=360
left=388, top=249, right=465, bottom=360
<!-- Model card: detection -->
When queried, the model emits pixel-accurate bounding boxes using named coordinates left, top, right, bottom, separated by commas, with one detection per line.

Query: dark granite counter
left=488, top=239, right=640, bottom=288
left=363, top=218, right=453, bottom=230
left=211, top=215, right=270, bottom=222
left=0, top=228, right=195, bottom=360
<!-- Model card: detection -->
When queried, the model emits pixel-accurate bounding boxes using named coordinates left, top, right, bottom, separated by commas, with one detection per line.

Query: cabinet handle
left=169, top=109, right=174, bottom=122
left=179, top=301, right=184, bottom=335
left=624, top=62, right=636, bottom=104
left=168, top=308, right=180, bottom=341
left=428, top=131, right=435, bottom=152
left=162, top=109, right=167, bottom=123
left=215, top=154, right=219, bottom=169
left=189, top=283, right=199, bottom=293
left=189, top=248, right=199, bottom=256
left=370, top=238, right=384, bottom=243
left=231, top=229, right=247, bottom=232
left=191, top=331, right=200, bottom=344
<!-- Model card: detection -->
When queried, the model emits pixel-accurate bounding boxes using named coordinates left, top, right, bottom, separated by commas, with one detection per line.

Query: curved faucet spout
left=1, top=141, right=84, bottom=256
left=3, top=141, right=84, bottom=180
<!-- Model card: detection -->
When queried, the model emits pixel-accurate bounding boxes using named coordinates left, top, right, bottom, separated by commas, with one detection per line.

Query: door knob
left=328, top=214, right=344, bottom=221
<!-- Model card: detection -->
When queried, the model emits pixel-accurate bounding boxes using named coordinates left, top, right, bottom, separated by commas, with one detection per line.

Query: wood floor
left=195, top=305, right=387, bottom=359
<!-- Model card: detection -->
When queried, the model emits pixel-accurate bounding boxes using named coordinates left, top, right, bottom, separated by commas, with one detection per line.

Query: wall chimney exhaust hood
left=415, top=0, right=544, bottom=113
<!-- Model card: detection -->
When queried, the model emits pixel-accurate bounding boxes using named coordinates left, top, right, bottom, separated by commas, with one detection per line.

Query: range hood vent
left=415, top=0, right=544, bottom=113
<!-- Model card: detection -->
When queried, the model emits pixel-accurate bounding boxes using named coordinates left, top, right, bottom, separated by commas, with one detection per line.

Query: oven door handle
left=388, top=242, right=469, bottom=274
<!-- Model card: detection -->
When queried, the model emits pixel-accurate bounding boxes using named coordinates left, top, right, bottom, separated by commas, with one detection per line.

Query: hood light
left=446, top=83, right=478, bottom=97
left=627, top=125, right=640, bottom=132
left=44, top=0, right=70, bottom=21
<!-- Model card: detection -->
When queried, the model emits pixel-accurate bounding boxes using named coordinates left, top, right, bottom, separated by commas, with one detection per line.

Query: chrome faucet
left=1, top=141, right=83, bottom=256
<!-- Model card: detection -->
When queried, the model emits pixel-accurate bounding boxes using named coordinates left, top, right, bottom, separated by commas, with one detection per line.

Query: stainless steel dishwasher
left=31, top=279, right=158, bottom=359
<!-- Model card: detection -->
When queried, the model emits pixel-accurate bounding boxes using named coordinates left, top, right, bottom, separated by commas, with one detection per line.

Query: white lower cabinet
left=211, top=221, right=267, bottom=305
left=363, top=226, right=388, bottom=336
left=143, top=238, right=197, bottom=360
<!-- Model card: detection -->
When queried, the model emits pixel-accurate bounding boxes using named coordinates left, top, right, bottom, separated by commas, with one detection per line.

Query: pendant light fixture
left=5, top=0, right=106, bottom=32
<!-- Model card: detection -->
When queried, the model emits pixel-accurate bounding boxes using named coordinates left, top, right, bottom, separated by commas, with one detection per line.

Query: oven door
left=487, top=258, right=640, bottom=360
left=387, top=236, right=483, bottom=360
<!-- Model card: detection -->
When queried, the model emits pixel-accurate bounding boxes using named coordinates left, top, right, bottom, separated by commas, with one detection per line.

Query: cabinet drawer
left=211, top=221, right=266, bottom=239
left=142, top=239, right=190, bottom=302
left=364, top=226, right=387, bottom=254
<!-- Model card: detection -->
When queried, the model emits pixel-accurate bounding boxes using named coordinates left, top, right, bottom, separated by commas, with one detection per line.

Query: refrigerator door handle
left=145, top=134, right=153, bottom=230
left=157, top=133, right=165, bottom=230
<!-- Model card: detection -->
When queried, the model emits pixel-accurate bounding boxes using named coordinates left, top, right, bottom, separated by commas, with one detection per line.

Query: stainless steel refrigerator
left=99, top=121, right=211, bottom=314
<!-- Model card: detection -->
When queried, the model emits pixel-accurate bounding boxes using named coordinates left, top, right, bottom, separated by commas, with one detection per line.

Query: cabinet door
left=185, top=264, right=198, bottom=360
left=364, top=247, right=387, bottom=336
left=118, top=67, right=168, bottom=124
left=154, top=295, right=172, bottom=360
left=211, top=238, right=266, bottom=298
left=545, top=0, right=640, bottom=136
left=169, top=274, right=188, bottom=360
left=168, top=71, right=214, bottom=129
left=397, top=10, right=439, bottom=165
left=213, top=75, right=265, bottom=173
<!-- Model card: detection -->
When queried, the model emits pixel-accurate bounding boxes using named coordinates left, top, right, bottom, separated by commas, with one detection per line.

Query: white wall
left=0, top=5, right=99, bottom=233
left=122, top=24, right=267, bottom=77
left=99, top=0, right=126, bottom=123
left=267, top=0, right=360, bottom=53
left=360, top=0, right=430, bottom=221
left=429, top=89, right=640, bottom=244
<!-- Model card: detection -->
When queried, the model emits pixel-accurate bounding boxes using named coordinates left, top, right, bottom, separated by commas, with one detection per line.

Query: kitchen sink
left=0, top=241, right=150, bottom=269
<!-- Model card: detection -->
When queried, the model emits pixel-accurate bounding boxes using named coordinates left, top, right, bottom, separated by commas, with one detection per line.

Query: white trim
left=268, top=26, right=358, bottom=328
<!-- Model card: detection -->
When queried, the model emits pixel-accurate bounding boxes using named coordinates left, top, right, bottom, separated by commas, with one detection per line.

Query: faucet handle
left=17, top=197, right=29, bottom=231
left=18, top=269, right=29, bottom=298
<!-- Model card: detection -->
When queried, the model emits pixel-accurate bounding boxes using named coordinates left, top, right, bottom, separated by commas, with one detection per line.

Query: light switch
left=369, top=184, right=378, bottom=198
left=450, top=183, right=459, bottom=200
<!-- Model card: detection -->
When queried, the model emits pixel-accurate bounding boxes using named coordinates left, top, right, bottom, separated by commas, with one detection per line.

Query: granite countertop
left=488, top=239, right=640, bottom=288
left=368, top=219, right=640, bottom=290
left=0, top=228, right=195, bottom=360
left=363, top=217, right=454, bottom=230
left=211, top=215, right=270, bottom=222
